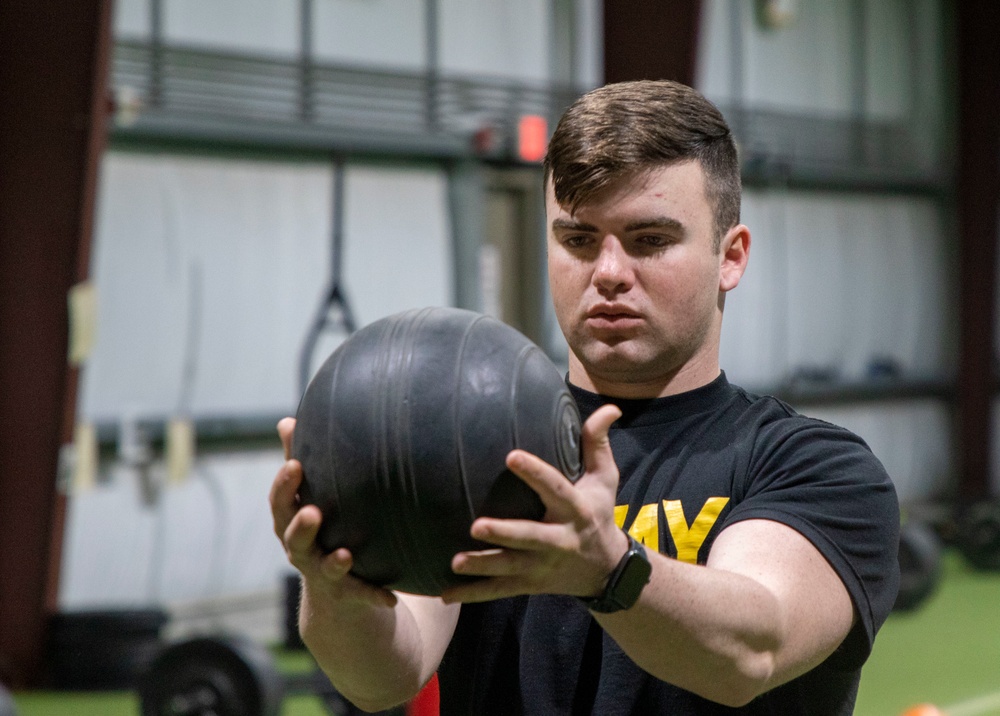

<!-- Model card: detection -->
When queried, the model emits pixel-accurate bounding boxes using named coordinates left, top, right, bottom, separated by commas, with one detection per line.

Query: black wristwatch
left=580, top=532, right=652, bottom=613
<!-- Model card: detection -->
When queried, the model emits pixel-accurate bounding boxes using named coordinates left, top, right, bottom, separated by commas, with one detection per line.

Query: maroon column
left=603, top=0, right=703, bottom=86
left=955, top=1, right=1000, bottom=502
left=0, top=0, right=113, bottom=686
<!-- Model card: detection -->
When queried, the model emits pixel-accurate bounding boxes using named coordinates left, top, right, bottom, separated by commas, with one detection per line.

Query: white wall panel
left=695, top=0, right=737, bottom=105
left=696, top=0, right=940, bottom=122
left=114, top=0, right=149, bottom=38
left=81, top=153, right=453, bottom=422
left=718, top=192, right=790, bottom=387
left=81, top=153, right=332, bottom=421
left=696, top=0, right=856, bottom=114
left=865, top=0, right=949, bottom=129
left=312, top=0, right=426, bottom=70
left=60, top=451, right=288, bottom=607
left=116, top=0, right=589, bottom=88
left=721, top=189, right=953, bottom=388
left=785, top=194, right=951, bottom=381
left=164, top=0, right=298, bottom=55
left=742, top=0, right=854, bottom=114
left=68, top=154, right=454, bottom=608
left=721, top=189, right=954, bottom=503
left=863, top=0, right=912, bottom=121
left=439, top=0, right=550, bottom=83
left=341, top=165, right=453, bottom=328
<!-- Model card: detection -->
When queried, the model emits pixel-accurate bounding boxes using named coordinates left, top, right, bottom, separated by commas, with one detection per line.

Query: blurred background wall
left=3, top=0, right=997, bottom=689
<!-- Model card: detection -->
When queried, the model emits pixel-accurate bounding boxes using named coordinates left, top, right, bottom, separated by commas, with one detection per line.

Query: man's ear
left=719, top=224, right=750, bottom=293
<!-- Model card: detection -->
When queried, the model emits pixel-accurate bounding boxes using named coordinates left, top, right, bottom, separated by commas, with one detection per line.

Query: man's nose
left=592, top=238, right=633, bottom=294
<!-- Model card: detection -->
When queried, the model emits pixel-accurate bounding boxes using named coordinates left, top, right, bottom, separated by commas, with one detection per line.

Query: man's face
left=546, top=161, right=746, bottom=397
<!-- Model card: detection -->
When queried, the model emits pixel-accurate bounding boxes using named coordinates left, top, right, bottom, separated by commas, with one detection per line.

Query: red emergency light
left=517, top=114, right=548, bottom=163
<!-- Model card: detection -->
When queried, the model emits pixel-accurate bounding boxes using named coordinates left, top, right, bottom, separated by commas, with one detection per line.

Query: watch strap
left=579, top=531, right=652, bottom=613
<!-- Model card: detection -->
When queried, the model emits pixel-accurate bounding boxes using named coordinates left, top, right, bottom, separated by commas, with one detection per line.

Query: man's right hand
left=269, top=418, right=460, bottom=713
left=270, top=417, right=397, bottom=608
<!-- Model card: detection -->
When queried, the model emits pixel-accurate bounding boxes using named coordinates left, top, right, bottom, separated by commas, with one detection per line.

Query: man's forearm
left=593, top=557, right=784, bottom=707
left=592, top=520, right=855, bottom=708
left=300, top=583, right=460, bottom=712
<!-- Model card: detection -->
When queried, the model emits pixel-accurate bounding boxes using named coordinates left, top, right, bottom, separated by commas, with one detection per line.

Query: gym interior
left=1, top=1, right=999, bottom=715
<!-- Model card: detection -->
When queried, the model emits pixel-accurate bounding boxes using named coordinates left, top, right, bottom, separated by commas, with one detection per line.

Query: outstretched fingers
left=505, top=449, right=581, bottom=516
left=580, top=404, right=622, bottom=484
left=504, top=403, right=623, bottom=513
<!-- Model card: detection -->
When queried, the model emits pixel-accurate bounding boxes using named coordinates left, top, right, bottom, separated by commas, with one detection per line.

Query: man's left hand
left=441, top=404, right=627, bottom=603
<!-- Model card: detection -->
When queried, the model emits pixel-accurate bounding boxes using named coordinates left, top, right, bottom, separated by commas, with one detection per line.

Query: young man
left=270, top=80, right=899, bottom=714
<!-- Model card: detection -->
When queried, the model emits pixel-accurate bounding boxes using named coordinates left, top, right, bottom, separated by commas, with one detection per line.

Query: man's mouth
left=585, top=305, right=642, bottom=328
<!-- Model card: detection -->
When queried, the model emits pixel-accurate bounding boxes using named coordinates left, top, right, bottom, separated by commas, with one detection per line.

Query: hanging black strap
left=298, top=156, right=357, bottom=396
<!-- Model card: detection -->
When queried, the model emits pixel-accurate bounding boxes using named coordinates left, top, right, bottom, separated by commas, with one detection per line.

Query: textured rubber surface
left=292, top=307, right=583, bottom=595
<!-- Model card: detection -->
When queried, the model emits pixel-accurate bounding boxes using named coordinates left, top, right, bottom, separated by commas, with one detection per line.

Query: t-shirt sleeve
left=722, top=415, right=900, bottom=671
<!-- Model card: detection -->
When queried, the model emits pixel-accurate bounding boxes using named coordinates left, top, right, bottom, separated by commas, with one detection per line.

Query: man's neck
left=568, top=351, right=721, bottom=399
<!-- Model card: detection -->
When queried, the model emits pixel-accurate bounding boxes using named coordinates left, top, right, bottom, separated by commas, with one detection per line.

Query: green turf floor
left=12, top=550, right=1000, bottom=716
left=10, top=692, right=332, bottom=716
left=11, top=647, right=335, bottom=716
left=855, top=550, right=1000, bottom=716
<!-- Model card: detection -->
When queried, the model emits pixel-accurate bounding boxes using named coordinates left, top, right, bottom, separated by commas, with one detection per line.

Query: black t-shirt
left=438, top=372, right=900, bottom=715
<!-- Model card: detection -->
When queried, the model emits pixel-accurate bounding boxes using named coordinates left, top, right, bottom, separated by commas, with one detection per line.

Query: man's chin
left=574, top=344, right=660, bottom=378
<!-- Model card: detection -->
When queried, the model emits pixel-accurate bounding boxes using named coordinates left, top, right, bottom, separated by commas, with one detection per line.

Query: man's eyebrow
left=624, top=216, right=684, bottom=233
left=550, top=216, right=685, bottom=233
left=551, top=218, right=598, bottom=232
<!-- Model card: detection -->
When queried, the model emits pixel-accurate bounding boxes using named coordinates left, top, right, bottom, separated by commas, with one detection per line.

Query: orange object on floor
left=900, top=705, right=947, bottom=716
left=406, top=672, right=440, bottom=716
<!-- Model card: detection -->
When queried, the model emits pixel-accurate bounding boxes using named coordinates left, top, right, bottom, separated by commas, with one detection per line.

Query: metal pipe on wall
left=424, top=0, right=441, bottom=132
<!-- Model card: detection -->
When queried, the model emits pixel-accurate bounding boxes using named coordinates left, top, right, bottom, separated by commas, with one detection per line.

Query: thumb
left=581, top=404, right=622, bottom=480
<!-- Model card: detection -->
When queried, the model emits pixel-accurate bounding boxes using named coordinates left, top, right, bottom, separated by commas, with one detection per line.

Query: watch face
left=615, top=548, right=652, bottom=609
left=580, top=535, right=653, bottom=613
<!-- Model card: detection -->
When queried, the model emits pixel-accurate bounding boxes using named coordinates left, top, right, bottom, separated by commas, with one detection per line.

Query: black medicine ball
left=292, top=306, right=583, bottom=595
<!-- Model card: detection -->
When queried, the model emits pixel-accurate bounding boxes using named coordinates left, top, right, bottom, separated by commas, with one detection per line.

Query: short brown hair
left=544, top=80, right=740, bottom=246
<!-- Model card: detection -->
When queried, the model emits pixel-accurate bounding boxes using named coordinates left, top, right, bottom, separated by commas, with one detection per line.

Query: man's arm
left=441, top=406, right=855, bottom=707
left=271, top=419, right=460, bottom=712
left=592, top=518, right=854, bottom=706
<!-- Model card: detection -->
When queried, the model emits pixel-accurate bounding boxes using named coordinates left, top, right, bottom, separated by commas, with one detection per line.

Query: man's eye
left=563, top=235, right=592, bottom=248
left=636, top=235, right=670, bottom=248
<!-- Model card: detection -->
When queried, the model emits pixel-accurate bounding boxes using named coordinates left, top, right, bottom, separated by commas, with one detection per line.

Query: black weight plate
left=957, top=500, right=1000, bottom=571
left=138, top=635, right=284, bottom=716
left=894, top=520, right=942, bottom=612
